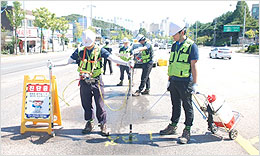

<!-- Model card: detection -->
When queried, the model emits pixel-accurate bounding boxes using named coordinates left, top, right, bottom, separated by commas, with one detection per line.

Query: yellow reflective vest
left=168, top=38, right=194, bottom=77
left=77, top=46, right=103, bottom=78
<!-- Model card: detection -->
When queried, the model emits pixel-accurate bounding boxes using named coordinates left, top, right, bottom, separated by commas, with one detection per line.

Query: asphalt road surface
left=1, top=46, right=259, bottom=155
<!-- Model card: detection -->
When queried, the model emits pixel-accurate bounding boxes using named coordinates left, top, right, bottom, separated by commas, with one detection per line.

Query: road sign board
left=223, top=25, right=241, bottom=32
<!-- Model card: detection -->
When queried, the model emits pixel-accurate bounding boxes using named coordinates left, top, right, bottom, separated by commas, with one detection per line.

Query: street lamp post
left=242, top=5, right=246, bottom=50
left=87, top=1, right=96, bottom=27
left=230, top=4, right=246, bottom=49
left=23, top=1, right=27, bottom=55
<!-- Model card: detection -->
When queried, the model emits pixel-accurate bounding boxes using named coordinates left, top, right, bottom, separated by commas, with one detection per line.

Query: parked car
left=131, top=43, right=157, bottom=68
left=159, top=43, right=166, bottom=49
left=209, top=47, right=232, bottom=59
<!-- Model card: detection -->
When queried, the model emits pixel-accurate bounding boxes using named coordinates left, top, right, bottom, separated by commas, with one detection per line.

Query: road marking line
left=235, top=134, right=259, bottom=155
left=249, top=136, right=259, bottom=145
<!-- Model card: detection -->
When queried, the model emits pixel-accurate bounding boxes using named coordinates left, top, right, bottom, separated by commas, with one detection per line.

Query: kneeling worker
left=47, top=29, right=134, bottom=136
left=117, top=37, right=132, bottom=86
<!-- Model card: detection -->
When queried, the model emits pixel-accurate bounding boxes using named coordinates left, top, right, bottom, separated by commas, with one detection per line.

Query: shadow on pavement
left=1, top=125, right=53, bottom=145
left=1, top=125, right=224, bottom=147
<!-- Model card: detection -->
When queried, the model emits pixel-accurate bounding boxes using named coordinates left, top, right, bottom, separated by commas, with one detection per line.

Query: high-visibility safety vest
left=168, top=38, right=194, bottom=77
left=77, top=46, right=103, bottom=78
left=141, top=50, right=151, bottom=63
left=119, top=47, right=131, bottom=61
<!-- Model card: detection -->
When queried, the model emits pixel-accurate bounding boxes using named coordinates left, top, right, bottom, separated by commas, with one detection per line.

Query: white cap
left=169, top=21, right=186, bottom=36
left=123, top=37, right=129, bottom=43
left=136, top=34, right=145, bottom=42
left=82, top=29, right=96, bottom=47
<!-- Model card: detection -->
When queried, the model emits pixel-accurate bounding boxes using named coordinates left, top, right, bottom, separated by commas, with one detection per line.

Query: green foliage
left=246, top=45, right=259, bottom=53
left=138, top=28, right=147, bottom=37
left=196, top=36, right=212, bottom=45
left=190, top=0, right=259, bottom=46
left=74, top=22, right=83, bottom=44
left=5, top=1, right=25, bottom=54
left=32, top=7, right=52, bottom=53
left=245, top=29, right=255, bottom=39
left=1, top=1, right=8, bottom=7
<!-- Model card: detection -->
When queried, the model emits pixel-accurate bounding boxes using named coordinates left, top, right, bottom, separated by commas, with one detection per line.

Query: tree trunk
left=52, top=31, right=54, bottom=52
left=40, top=28, right=42, bottom=53
left=14, top=28, right=17, bottom=55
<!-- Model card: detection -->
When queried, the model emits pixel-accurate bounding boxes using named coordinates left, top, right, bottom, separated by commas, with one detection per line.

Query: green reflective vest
left=141, top=50, right=151, bottom=63
left=119, top=47, right=131, bottom=61
left=77, top=46, right=103, bottom=78
left=168, top=38, right=194, bottom=77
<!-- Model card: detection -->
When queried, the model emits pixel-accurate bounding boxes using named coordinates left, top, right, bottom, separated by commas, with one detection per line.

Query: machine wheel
left=229, top=129, right=238, bottom=140
left=210, top=124, right=219, bottom=134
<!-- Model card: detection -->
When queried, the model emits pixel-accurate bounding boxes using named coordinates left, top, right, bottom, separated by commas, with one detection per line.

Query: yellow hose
left=59, top=78, right=129, bottom=111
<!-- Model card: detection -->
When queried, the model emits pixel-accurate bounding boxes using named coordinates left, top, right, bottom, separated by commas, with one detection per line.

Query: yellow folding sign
left=20, top=75, right=61, bottom=135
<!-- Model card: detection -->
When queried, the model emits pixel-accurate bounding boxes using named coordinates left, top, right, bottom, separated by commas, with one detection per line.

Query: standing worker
left=132, top=34, right=154, bottom=96
left=47, top=29, right=134, bottom=136
left=103, top=39, right=113, bottom=75
left=159, top=21, right=199, bottom=144
left=116, top=37, right=132, bottom=86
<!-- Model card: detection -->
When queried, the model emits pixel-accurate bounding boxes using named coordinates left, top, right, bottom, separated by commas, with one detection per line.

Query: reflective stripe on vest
left=119, top=47, right=131, bottom=61
left=77, top=46, right=103, bottom=78
left=168, top=38, right=194, bottom=77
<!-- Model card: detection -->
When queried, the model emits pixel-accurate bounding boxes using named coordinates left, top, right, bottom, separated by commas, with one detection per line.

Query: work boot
left=179, top=129, right=191, bottom=144
left=159, top=124, right=177, bottom=135
left=82, top=120, right=94, bottom=134
left=117, top=81, right=123, bottom=86
left=132, top=90, right=141, bottom=96
left=141, top=89, right=150, bottom=95
left=99, top=123, right=109, bottom=136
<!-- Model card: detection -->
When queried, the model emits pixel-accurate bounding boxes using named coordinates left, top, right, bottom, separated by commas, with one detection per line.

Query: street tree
left=245, top=29, right=255, bottom=39
left=32, top=7, right=52, bottom=53
left=74, top=22, right=83, bottom=46
left=49, top=13, right=60, bottom=52
left=1, top=1, right=8, bottom=7
left=138, top=28, right=147, bottom=37
left=58, top=17, right=69, bottom=51
left=5, top=1, right=25, bottom=55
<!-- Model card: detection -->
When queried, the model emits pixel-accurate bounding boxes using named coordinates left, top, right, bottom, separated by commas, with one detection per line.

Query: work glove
left=127, top=60, right=135, bottom=68
left=192, top=83, right=198, bottom=94
left=167, top=81, right=170, bottom=91
left=47, top=60, right=54, bottom=69
left=82, top=73, right=91, bottom=79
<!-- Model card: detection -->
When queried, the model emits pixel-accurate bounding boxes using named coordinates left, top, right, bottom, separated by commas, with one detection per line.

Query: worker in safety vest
left=116, top=37, right=132, bottom=86
left=103, top=39, right=113, bottom=75
left=132, top=34, right=154, bottom=96
left=47, top=29, right=134, bottom=136
left=159, top=21, right=199, bottom=144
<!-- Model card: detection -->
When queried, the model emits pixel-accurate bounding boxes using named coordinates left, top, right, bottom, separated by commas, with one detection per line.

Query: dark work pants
left=103, top=58, right=113, bottom=74
left=119, top=65, right=130, bottom=81
left=169, top=80, right=194, bottom=127
left=138, top=61, right=153, bottom=91
left=79, top=77, right=107, bottom=124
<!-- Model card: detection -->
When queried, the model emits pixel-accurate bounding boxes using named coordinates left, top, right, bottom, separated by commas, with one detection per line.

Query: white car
left=209, top=47, right=232, bottom=59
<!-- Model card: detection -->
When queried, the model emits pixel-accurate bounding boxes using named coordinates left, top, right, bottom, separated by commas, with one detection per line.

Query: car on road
left=159, top=43, right=166, bottom=49
left=209, top=47, right=232, bottom=59
left=131, top=43, right=157, bottom=68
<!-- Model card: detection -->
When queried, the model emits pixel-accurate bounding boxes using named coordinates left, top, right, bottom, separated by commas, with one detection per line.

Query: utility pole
left=242, top=5, right=246, bottom=50
left=87, top=1, right=96, bottom=27
left=23, top=1, right=27, bottom=54
left=213, top=19, right=217, bottom=46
